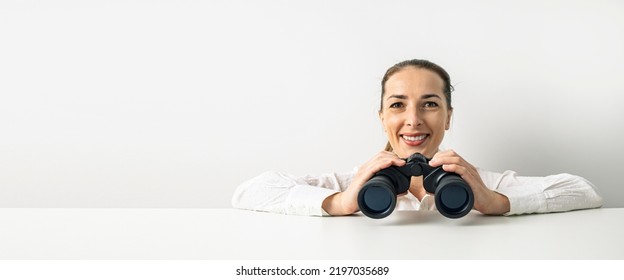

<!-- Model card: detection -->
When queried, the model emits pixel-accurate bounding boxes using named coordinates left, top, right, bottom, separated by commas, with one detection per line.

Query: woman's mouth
left=401, top=134, right=429, bottom=146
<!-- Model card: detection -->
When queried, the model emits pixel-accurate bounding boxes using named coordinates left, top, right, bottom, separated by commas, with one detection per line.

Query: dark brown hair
left=380, top=59, right=454, bottom=152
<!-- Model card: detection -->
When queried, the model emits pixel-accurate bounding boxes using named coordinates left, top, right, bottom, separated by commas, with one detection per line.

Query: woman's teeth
left=402, top=135, right=427, bottom=141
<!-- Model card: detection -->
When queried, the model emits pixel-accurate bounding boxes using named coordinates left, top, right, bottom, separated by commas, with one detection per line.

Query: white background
left=1, top=0, right=623, bottom=208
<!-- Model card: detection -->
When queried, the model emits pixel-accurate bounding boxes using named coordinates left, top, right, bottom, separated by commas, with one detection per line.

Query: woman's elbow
left=566, top=174, right=604, bottom=209
left=231, top=171, right=291, bottom=211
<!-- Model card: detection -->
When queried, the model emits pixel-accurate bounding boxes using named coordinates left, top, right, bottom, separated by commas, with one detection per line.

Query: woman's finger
left=441, top=163, right=468, bottom=176
left=430, top=153, right=463, bottom=167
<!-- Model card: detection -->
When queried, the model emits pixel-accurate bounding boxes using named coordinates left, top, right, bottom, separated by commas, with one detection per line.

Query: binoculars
left=357, top=153, right=474, bottom=219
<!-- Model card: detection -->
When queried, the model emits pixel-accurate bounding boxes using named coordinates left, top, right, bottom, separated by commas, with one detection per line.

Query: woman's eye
left=423, top=101, right=438, bottom=108
left=389, top=102, right=404, bottom=109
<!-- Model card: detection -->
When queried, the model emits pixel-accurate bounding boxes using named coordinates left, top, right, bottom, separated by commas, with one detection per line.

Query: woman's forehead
left=385, top=68, right=445, bottom=94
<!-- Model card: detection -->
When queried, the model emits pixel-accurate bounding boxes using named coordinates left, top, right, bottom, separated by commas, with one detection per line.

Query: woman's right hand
left=322, top=151, right=406, bottom=216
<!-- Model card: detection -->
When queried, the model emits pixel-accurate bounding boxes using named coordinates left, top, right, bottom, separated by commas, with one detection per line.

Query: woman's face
left=379, top=67, right=452, bottom=159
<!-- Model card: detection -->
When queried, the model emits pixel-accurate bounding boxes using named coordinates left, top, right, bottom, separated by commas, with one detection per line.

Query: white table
left=0, top=208, right=621, bottom=259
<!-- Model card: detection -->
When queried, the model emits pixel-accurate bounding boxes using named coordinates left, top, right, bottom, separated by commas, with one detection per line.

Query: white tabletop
left=0, top=208, right=621, bottom=259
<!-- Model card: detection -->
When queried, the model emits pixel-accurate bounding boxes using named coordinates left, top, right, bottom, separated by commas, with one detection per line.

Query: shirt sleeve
left=478, top=168, right=604, bottom=215
left=231, top=170, right=355, bottom=216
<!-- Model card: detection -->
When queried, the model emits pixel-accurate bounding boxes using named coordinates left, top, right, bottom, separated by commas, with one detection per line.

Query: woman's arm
left=233, top=151, right=407, bottom=216
left=430, top=149, right=603, bottom=215
left=429, top=150, right=511, bottom=215
left=322, top=151, right=407, bottom=216
left=231, top=170, right=354, bottom=216
left=478, top=169, right=604, bottom=215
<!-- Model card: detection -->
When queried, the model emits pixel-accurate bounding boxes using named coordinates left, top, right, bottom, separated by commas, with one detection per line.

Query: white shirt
left=231, top=167, right=603, bottom=216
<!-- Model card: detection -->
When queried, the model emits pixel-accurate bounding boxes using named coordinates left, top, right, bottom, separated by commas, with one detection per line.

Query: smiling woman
left=231, top=59, right=604, bottom=217
left=379, top=62, right=452, bottom=159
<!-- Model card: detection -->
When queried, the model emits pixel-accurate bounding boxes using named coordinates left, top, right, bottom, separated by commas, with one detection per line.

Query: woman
left=232, top=59, right=603, bottom=217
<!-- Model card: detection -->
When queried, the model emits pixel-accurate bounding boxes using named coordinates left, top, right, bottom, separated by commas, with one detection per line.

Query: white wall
left=1, top=0, right=623, bottom=208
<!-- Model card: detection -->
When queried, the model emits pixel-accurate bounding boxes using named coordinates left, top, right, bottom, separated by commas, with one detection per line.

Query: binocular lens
left=438, top=185, right=468, bottom=210
left=363, top=187, right=393, bottom=212
left=435, top=175, right=474, bottom=218
left=357, top=176, right=396, bottom=219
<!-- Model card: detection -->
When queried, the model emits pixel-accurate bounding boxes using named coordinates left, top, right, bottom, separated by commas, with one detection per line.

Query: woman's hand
left=429, top=150, right=510, bottom=215
left=322, top=151, right=405, bottom=216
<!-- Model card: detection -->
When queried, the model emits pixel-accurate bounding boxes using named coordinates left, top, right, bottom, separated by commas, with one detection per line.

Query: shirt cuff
left=495, top=185, right=548, bottom=216
left=284, top=185, right=339, bottom=216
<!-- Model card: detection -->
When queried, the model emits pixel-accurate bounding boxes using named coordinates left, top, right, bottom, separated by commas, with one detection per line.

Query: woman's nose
left=404, top=108, right=422, bottom=127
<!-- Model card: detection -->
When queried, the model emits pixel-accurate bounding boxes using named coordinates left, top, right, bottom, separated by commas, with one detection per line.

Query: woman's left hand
left=429, top=149, right=510, bottom=215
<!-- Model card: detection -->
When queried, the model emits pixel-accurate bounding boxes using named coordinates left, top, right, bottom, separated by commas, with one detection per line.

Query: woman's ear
left=445, top=108, right=453, bottom=130
left=378, top=110, right=385, bottom=131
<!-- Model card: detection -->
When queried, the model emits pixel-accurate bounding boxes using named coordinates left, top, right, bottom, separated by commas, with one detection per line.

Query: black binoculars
left=357, top=153, right=474, bottom=219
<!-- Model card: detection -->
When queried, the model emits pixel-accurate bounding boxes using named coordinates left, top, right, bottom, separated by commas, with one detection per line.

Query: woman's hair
left=380, top=59, right=454, bottom=152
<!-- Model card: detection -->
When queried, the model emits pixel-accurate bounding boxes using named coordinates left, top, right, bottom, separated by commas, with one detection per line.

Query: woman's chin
left=397, top=146, right=436, bottom=159
left=396, top=149, right=425, bottom=159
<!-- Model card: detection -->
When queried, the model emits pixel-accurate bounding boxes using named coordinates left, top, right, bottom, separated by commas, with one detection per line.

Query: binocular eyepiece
left=357, top=153, right=474, bottom=219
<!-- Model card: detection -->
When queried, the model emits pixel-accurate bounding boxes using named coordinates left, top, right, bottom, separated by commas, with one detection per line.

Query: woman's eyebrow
left=386, top=94, right=407, bottom=100
left=386, top=94, right=441, bottom=100
left=421, top=94, right=442, bottom=100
